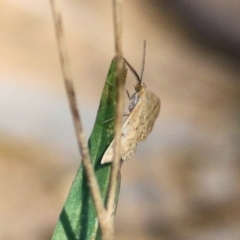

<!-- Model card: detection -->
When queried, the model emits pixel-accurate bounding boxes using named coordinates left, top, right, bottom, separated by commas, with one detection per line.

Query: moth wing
left=100, top=100, right=143, bottom=164
left=140, top=90, right=160, bottom=139
left=129, top=89, right=160, bottom=141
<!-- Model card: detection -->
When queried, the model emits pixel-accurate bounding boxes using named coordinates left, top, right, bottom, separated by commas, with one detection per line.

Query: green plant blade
left=52, top=58, right=125, bottom=240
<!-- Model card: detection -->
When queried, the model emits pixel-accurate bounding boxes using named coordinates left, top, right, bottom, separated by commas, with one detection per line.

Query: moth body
left=101, top=82, right=160, bottom=164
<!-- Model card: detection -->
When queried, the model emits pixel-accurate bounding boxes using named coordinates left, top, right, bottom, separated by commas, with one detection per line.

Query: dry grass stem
left=106, top=0, right=124, bottom=229
left=49, top=0, right=108, bottom=235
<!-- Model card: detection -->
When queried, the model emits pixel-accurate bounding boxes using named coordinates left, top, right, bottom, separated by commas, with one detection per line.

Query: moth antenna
left=140, top=40, right=146, bottom=82
left=124, top=58, right=141, bottom=84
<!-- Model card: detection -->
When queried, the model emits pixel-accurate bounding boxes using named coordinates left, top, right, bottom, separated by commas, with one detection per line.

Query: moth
left=101, top=52, right=160, bottom=164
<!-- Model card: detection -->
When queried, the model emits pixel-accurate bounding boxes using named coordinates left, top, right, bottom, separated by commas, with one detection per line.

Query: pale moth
left=101, top=49, right=160, bottom=164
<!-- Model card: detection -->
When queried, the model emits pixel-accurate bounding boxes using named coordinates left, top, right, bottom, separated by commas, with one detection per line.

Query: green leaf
left=52, top=59, right=124, bottom=240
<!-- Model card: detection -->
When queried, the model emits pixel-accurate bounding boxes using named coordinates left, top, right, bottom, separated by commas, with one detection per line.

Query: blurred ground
left=0, top=0, right=240, bottom=239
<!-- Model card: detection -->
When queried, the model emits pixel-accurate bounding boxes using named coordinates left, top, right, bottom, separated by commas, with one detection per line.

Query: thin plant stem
left=49, top=0, right=108, bottom=236
left=106, top=0, right=124, bottom=227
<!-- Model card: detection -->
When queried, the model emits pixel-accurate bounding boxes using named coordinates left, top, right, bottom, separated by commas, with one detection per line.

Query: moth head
left=134, top=82, right=146, bottom=92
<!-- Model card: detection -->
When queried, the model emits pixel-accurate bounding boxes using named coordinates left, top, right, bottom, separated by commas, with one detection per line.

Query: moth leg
left=107, top=82, right=131, bottom=98
left=103, top=117, right=114, bottom=124
left=104, top=110, right=130, bottom=124
left=107, top=81, right=130, bottom=95
left=103, top=87, right=131, bottom=123
left=106, top=81, right=117, bottom=88
left=124, top=89, right=131, bottom=100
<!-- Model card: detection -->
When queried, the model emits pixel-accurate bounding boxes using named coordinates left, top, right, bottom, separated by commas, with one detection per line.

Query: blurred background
left=1, top=0, right=240, bottom=239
